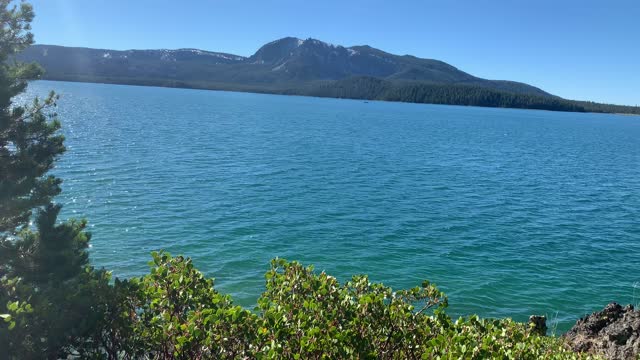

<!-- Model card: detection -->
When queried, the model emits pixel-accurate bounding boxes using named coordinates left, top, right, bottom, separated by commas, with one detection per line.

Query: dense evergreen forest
left=300, top=77, right=640, bottom=114
left=32, top=73, right=640, bottom=115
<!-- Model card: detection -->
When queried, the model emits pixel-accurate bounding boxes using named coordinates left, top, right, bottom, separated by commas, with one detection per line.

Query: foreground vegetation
left=3, top=250, right=595, bottom=359
left=0, top=1, right=602, bottom=359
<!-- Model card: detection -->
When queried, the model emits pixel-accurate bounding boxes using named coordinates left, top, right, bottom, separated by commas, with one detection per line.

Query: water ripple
left=22, top=80, right=640, bottom=332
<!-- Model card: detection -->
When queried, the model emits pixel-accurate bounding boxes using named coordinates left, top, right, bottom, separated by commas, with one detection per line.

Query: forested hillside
left=298, top=77, right=640, bottom=114
left=17, top=39, right=639, bottom=114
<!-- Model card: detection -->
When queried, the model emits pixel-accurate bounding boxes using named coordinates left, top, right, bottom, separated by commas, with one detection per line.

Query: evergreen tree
left=0, top=2, right=109, bottom=358
left=0, top=0, right=65, bottom=237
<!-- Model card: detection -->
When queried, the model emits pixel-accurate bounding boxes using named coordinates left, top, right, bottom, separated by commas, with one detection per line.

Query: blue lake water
left=23, top=80, right=640, bottom=331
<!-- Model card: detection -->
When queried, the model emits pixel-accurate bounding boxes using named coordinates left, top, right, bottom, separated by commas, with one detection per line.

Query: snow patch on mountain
left=177, top=48, right=245, bottom=61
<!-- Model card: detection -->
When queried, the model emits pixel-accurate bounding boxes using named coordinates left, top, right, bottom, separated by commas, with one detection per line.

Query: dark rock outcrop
left=529, top=315, right=547, bottom=336
left=564, top=303, right=640, bottom=359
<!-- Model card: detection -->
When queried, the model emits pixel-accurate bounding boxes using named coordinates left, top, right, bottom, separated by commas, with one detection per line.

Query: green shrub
left=81, top=252, right=596, bottom=359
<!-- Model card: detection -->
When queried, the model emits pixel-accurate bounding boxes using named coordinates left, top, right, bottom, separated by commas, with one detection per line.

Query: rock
left=529, top=315, right=547, bottom=336
left=563, top=302, right=640, bottom=359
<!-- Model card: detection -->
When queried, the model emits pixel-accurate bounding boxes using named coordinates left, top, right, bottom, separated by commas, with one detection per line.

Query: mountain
left=16, top=37, right=640, bottom=114
left=247, top=38, right=550, bottom=97
left=19, top=37, right=550, bottom=96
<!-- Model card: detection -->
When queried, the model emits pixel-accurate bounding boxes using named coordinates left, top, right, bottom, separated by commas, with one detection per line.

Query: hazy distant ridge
left=17, top=37, right=640, bottom=114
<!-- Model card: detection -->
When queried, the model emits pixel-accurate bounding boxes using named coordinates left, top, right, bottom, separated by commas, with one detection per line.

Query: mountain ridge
left=19, top=37, right=551, bottom=96
left=16, top=37, right=640, bottom=114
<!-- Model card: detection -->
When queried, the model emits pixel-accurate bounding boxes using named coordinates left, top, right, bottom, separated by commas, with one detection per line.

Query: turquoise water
left=24, top=81, right=640, bottom=331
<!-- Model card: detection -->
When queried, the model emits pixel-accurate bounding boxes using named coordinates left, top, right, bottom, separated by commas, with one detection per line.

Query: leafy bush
left=257, top=258, right=447, bottom=359
left=77, top=252, right=596, bottom=359
left=129, top=252, right=259, bottom=359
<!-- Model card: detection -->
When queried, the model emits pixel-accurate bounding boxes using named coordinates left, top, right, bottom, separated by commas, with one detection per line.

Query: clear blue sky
left=27, top=0, right=639, bottom=106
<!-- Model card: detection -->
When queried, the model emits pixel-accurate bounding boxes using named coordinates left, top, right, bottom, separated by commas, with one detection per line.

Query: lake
left=22, top=80, right=640, bottom=331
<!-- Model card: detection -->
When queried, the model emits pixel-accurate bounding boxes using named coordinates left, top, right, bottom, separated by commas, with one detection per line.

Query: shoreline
left=33, top=77, right=640, bottom=117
